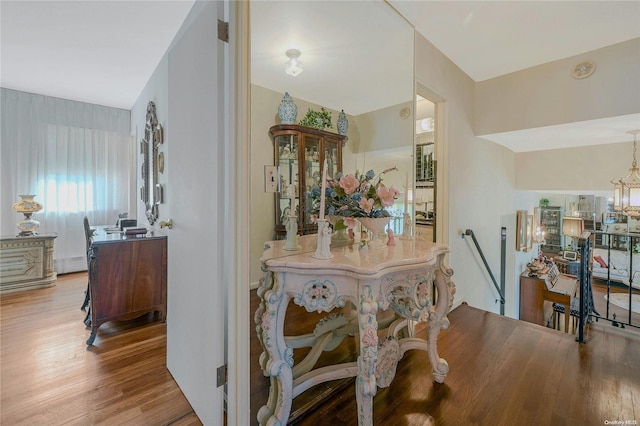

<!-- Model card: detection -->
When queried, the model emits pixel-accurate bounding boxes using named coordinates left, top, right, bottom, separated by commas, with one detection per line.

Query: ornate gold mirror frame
left=140, top=101, right=164, bottom=224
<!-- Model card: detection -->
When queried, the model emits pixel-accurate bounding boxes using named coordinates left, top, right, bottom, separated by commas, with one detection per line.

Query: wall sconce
left=516, top=210, right=533, bottom=252
left=285, top=49, right=303, bottom=77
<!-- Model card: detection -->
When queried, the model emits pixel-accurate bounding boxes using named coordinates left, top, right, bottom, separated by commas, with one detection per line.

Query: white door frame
left=226, top=1, right=251, bottom=425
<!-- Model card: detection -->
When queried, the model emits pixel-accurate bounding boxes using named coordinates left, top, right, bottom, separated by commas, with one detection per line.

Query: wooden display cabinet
left=269, top=124, right=347, bottom=237
left=540, top=206, right=563, bottom=253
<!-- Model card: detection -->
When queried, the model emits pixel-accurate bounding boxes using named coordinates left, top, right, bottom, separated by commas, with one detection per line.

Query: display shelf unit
left=269, top=124, right=347, bottom=237
left=415, top=142, right=434, bottom=187
left=540, top=206, right=563, bottom=253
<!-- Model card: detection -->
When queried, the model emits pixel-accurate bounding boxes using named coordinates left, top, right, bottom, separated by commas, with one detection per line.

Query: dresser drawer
left=0, top=245, right=45, bottom=283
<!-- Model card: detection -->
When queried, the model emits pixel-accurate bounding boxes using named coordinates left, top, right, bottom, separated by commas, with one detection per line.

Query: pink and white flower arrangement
left=305, top=167, right=399, bottom=219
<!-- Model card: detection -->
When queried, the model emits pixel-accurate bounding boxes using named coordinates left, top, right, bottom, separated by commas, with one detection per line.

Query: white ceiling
left=390, top=0, right=640, bottom=82
left=2, top=1, right=639, bottom=151
left=250, top=0, right=414, bottom=116
left=0, top=1, right=195, bottom=110
left=389, top=0, right=640, bottom=152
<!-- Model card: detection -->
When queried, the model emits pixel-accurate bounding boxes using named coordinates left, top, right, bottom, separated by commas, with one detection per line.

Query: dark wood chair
left=81, top=217, right=93, bottom=325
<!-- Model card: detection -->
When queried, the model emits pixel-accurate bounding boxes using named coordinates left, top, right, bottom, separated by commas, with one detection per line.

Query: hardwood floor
left=590, top=279, right=640, bottom=330
left=0, top=272, right=200, bottom=426
left=3, top=272, right=639, bottom=425
left=250, top=288, right=640, bottom=425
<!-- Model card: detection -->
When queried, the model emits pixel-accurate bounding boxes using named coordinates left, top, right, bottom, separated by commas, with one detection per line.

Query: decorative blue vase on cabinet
left=337, top=110, right=349, bottom=135
left=278, top=92, right=297, bottom=124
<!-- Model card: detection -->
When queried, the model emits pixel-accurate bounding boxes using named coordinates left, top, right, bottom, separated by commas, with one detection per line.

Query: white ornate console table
left=255, top=235, right=455, bottom=425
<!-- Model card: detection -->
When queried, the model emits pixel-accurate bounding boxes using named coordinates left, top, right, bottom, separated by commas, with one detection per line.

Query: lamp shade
left=562, top=217, right=584, bottom=238
left=12, top=194, right=43, bottom=213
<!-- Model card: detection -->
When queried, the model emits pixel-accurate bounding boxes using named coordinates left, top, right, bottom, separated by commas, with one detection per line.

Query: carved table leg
left=255, top=271, right=294, bottom=426
left=356, top=284, right=378, bottom=426
left=426, top=265, right=455, bottom=383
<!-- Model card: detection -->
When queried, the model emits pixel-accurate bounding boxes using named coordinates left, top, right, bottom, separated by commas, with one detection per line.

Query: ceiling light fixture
left=416, top=117, right=434, bottom=134
left=285, top=49, right=303, bottom=77
left=571, top=61, right=595, bottom=79
left=611, top=130, right=640, bottom=216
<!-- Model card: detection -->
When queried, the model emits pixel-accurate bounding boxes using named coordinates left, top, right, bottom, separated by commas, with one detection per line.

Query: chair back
left=83, top=216, right=93, bottom=255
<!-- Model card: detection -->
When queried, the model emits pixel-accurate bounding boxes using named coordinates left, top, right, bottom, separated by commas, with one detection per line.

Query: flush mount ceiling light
left=571, top=61, right=595, bottom=79
left=611, top=130, right=640, bottom=216
left=285, top=49, right=303, bottom=77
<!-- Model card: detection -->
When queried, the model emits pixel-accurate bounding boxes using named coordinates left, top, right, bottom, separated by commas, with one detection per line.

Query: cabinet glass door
left=303, top=136, right=321, bottom=226
left=540, top=206, right=563, bottom=252
left=324, top=140, right=339, bottom=179
left=275, top=134, right=299, bottom=227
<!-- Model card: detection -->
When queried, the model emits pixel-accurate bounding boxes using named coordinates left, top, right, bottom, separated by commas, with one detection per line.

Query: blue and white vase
left=337, top=110, right=349, bottom=135
left=278, top=92, right=297, bottom=124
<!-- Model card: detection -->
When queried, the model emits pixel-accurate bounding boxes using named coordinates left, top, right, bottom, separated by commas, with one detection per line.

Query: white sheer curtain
left=1, top=88, right=133, bottom=273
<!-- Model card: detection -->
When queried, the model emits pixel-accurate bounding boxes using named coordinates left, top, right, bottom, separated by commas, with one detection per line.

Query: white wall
left=516, top=141, right=630, bottom=192
left=415, top=31, right=520, bottom=315
left=475, top=38, right=640, bottom=135
left=353, top=100, right=413, bottom=153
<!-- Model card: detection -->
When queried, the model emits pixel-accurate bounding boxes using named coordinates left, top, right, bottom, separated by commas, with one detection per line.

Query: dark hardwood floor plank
left=251, top=289, right=640, bottom=426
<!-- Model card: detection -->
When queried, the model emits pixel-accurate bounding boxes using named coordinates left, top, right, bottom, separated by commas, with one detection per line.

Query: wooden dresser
left=0, top=234, right=57, bottom=293
left=86, top=228, right=167, bottom=345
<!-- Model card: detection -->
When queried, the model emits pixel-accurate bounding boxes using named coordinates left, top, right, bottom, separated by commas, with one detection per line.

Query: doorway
left=415, top=93, right=436, bottom=242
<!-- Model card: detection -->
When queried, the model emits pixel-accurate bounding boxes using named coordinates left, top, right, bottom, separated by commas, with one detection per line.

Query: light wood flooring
left=2, top=272, right=639, bottom=425
left=0, top=272, right=200, bottom=426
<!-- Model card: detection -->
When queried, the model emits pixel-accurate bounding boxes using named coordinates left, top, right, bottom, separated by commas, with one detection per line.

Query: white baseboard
left=54, top=257, right=87, bottom=275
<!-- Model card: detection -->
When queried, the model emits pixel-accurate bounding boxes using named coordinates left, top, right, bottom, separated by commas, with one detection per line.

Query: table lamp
left=562, top=216, right=584, bottom=254
left=12, top=194, right=43, bottom=236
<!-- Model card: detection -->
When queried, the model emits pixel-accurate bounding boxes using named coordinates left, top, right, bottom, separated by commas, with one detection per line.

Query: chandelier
left=611, top=130, right=640, bottom=217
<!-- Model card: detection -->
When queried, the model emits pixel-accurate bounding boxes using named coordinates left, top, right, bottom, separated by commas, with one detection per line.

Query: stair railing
left=577, top=231, right=593, bottom=343
left=462, top=228, right=506, bottom=315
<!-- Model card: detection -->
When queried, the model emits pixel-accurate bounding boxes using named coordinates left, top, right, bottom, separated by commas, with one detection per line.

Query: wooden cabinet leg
left=86, top=328, right=97, bottom=346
